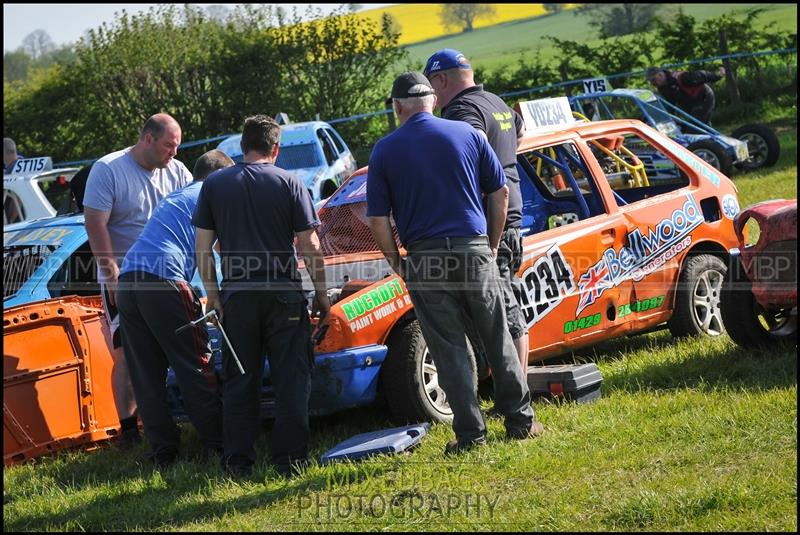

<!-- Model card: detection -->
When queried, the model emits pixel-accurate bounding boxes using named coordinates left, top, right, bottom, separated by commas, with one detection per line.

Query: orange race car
left=312, top=97, right=741, bottom=424
left=4, top=99, right=744, bottom=464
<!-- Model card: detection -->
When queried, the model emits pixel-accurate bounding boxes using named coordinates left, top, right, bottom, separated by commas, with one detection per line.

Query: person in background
left=4, top=137, right=24, bottom=174
left=116, top=149, right=233, bottom=468
left=367, top=72, right=542, bottom=456
left=646, top=66, right=726, bottom=125
left=83, top=113, right=193, bottom=447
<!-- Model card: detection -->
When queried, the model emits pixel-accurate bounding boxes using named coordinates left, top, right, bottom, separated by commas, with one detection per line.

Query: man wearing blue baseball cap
left=367, top=71, right=541, bottom=455
left=423, top=49, right=530, bottom=391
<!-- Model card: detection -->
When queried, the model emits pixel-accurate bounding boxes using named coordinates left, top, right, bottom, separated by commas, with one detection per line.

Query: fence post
left=559, top=64, right=572, bottom=97
left=719, top=29, right=741, bottom=106
left=384, top=97, right=396, bottom=131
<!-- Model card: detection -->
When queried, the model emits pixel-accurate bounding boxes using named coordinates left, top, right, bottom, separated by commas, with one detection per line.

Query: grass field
left=355, top=4, right=558, bottom=47
left=396, top=3, right=798, bottom=72
left=3, top=114, right=796, bottom=530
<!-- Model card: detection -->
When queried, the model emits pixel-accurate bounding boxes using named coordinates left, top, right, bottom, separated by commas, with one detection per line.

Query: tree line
left=476, top=7, right=796, bottom=110
left=3, top=5, right=796, bottom=168
left=3, top=4, right=407, bottom=165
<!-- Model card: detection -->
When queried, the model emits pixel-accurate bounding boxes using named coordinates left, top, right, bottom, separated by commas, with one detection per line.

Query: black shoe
left=223, top=462, right=253, bottom=478
left=274, top=458, right=311, bottom=478
left=150, top=452, right=178, bottom=469
left=444, top=437, right=486, bottom=456
left=199, top=446, right=224, bottom=461
left=486, top=405, right=503, bottom=418
left=222, top=455, right=253, bottom=478
left=506, top=421, right=544, bottom=440
left=117, top=428, right=142, bottom=450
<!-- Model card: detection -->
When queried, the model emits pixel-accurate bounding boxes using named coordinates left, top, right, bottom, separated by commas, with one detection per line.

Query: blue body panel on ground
left=319, top=423, right=432, bottom=464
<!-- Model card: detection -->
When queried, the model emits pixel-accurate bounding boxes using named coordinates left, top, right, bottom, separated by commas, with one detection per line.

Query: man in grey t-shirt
left=83, top=113, right=193, bottom=445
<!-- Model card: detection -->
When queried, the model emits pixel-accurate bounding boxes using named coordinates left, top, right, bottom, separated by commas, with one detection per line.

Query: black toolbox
left=526, top=363, right=603, bottom=403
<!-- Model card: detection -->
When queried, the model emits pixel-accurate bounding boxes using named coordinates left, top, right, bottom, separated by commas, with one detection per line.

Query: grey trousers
left=405, top=236, right=533, bottom=444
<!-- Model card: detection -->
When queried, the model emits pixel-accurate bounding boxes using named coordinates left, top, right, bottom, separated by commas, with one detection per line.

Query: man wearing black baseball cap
left=367, top=71, right=541, bottom=455
left=424, top=49, right=531, bottom=388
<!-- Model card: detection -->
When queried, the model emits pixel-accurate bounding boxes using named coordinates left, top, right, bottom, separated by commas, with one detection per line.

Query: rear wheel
left=688, top=140, right=733, bottom=177
left=732, top=123, right=780, bottom=171
left=379, top=320, right=477, bottom=425
left=720, top=258, right=797, bottom=348
left=668, top=254, right=727, bottom=338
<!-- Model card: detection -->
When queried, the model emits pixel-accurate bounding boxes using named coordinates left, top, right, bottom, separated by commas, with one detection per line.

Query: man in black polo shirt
left=193, top=115, right=330, bottom=478
left=368, top=72, right=541, bottom=455
left=424, top=49, right=530, bottom=380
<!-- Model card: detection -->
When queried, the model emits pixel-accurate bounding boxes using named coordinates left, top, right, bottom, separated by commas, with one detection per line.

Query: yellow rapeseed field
left=356, top=4, right=567, bottom=46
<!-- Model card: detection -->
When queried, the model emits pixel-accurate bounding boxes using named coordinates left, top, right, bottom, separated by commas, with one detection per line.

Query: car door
left=591, top=127, right=701, bottom=331
left=516, top=139, right=636, bottom=360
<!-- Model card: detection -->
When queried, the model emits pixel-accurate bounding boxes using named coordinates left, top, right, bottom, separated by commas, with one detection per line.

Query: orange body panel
left=4, top=296, right=122, bottom=466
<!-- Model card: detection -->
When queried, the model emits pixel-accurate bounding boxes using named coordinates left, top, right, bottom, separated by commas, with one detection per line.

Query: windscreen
left=4, top=224, right=77, bottom=300
left=276, top=144, right=322, bottom=170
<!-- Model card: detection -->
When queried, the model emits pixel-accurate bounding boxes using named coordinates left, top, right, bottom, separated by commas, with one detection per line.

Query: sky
left=3, top=3, right=393, bottom=53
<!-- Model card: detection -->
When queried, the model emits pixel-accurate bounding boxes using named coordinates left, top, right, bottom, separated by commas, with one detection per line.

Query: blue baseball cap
left=423, top=49, right=472, bottom=77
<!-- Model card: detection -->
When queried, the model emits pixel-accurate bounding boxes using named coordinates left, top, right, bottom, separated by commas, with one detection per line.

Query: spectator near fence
left=646, top=66, right=726, bottom=125
left=4, top=138, right=24, bottom=174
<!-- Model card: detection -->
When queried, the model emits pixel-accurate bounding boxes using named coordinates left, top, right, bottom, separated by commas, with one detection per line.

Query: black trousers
left=116, top=271, right=222, bottom=457
left=220, top=287, right=314, bottom=468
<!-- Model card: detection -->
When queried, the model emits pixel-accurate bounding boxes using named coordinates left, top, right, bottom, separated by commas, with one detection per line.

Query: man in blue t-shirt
left=116, top=149, right=233, bottom=468
left=367, top=72, right=541, bottom=455
left=193, top=115, right=329, bottom=478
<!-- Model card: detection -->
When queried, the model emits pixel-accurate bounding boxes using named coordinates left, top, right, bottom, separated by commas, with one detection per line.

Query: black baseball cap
left=391, top=71, right=435, bottom=99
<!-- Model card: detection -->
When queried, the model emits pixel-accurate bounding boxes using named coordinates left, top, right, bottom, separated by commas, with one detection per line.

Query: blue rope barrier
left=497, top=47, right=796, bottom=99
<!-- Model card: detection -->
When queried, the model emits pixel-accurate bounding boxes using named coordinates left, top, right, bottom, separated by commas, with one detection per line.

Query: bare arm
left=368, top=216, right=403, bottom=276
left=296, top=228, right=330, bottom=317
left=195, top=227, right=221, bottom=317
left=486, top=185, right=509, bottom=256
left=84, top=206, right=119, bottom=305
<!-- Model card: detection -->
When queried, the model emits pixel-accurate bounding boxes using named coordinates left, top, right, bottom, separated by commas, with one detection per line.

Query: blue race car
left=569, top=88, right=780, bottom=178
left=217, top=120, right=357, bottom=204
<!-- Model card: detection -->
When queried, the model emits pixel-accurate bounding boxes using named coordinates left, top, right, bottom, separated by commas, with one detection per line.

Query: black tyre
left=379, top=320, right=476, bottom=425
left=688, top=140, right=733, bottom=178
left=731, top=123, right=781, bottom=171
left=668, top=254, right=727, bottom=338
left=720, top=257, right=797, bottom=348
